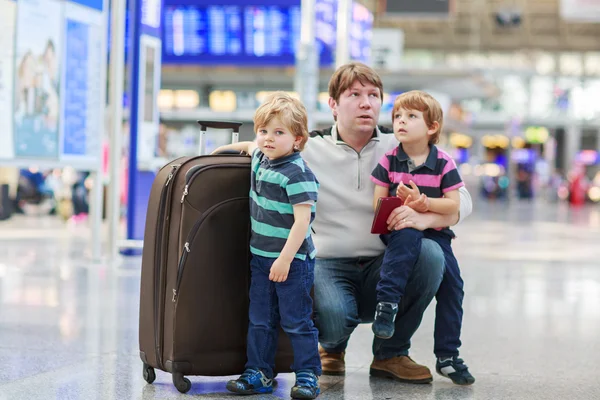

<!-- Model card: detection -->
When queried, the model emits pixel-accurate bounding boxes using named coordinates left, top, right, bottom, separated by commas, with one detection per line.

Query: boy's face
left=256, top=117, right=301, bottom=160
left=329, top=80, right=381, bottom=137
left=392, top=108, right=438, bottom=145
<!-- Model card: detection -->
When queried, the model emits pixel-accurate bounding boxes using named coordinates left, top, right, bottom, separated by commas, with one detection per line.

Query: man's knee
left=315, top=302, right=357, bottom=345
left=412, top=238, right=445, bottom=289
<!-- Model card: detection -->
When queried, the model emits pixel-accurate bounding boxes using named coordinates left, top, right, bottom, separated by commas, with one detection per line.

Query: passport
left=370, top=197, right=404, bottom=234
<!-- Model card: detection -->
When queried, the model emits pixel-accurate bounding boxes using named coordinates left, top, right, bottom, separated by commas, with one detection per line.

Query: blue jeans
left=380, top=228, right=464, bottom=358
left=246, top=255, right=322, bottom=378
left=314, top=239, right=444, bottom=360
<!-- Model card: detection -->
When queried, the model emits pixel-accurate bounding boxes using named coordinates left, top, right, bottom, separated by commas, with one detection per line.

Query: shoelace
left=295, top=371, right=317, bottom=388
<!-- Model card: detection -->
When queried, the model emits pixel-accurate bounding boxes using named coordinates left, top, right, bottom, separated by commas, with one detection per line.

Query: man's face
left=329, top=81, right=382, bottom=136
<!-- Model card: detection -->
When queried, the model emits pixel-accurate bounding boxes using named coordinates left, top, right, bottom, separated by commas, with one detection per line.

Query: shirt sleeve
left=286, top=172, right=318, bottom=205
left=370, top=154, right=392, bottom=187
left=251, top=148, right=262, bottom=174
left=440, top=158, right=465, bottom=193
left=456, top=186, right=473, bottom=224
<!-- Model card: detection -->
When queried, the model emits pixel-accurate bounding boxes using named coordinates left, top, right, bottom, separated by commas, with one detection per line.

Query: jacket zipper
left=171, top=197, right=247, bottom=303
left=338, top=142, right=376, bottom=191
left=153, top=164, right=179, bottom=370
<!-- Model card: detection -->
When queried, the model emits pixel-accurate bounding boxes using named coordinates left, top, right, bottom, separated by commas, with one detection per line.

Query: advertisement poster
left=61, top=2, right=103, bottom=161
left=0, top=0, right=16, bottom=159
left=13, top=0, right=62, bottom=158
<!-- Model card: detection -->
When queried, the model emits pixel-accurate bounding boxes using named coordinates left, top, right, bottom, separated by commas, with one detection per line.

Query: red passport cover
left=371, top=197, right=404, bottom=234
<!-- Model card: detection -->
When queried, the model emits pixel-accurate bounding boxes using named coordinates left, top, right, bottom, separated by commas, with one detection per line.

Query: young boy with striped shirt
left=212, top=92, right=321, bottom=399
left=370, top=90, right=475, bottom=385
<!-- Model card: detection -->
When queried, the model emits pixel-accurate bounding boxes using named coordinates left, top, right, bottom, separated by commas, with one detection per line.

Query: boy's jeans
left=245, top=255, right=322, bottom=378
left=313, top=238, right=445, bottom=360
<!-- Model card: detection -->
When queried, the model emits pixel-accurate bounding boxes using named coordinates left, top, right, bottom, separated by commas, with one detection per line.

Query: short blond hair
left=392, top=90, right=444, bottom=144
left=328, top=62, right=384, bottom=102
left=253, top=92, right=309, bottom=151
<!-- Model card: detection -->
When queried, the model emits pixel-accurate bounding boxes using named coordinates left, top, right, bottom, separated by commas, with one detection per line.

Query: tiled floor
left=1, top=200, right=599, bottom=399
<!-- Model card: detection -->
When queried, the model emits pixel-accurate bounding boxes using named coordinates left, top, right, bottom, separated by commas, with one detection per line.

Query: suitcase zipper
left=181, top=161, right=248, bottom=204
left=154, top=164, right=179, bottom=370
left=171, top=197, right=247, bottom=303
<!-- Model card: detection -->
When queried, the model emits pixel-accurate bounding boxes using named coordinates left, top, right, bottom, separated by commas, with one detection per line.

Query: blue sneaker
left=372, top=302, right=398, bottom=339
left=436, top=356, right=475, bottom=385
left=226, top=368, right=273, bottom=394
left=291, top=369, right=320, bottom=399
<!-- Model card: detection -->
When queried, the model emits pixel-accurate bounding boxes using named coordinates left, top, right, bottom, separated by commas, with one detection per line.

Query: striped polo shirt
left=250, top=149, right=319, bottom=260
left=371, top=144, right=464, bottom=237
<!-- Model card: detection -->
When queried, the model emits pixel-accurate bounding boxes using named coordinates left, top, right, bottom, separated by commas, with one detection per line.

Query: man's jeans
left=313, top=239, right=445, bottom=360
left=246, top=255, right=322, bottom=378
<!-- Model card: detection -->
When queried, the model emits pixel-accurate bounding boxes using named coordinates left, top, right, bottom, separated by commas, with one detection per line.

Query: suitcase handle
left=197, top=120, right=242, bottom=133
left=196, top=120, right=243, bottom=155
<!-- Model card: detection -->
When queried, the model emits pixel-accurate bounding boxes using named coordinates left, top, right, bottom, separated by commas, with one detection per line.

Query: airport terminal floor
left=0, top=200, right=599, bottom=400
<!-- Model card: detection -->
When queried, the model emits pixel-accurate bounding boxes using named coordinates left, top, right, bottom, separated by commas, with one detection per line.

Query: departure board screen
left=161, top=0, right=372, bottom=66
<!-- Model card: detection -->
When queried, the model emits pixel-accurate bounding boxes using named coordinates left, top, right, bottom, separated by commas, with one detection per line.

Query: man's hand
left=396, top=181, right=421, bottom=203
left=387, top=205, right=430, bottom=232
left=269, top=257, right=291, bottom=282
left=404, top=193, right=430, bottom=213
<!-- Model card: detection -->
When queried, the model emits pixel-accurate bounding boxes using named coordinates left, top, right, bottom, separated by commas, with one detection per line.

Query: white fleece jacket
left=302, top=125, right=473, bottom=259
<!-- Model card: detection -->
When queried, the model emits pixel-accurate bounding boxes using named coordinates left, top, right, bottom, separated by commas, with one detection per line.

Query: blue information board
left=161, top=0, right=372, bottom=66
left=63, top=19, right=89, bottom=156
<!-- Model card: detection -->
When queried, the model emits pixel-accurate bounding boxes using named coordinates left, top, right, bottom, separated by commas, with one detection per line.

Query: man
left=301, top=62, right=473, bottom=383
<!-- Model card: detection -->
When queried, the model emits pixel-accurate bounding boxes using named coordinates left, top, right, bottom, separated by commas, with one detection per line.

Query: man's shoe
left=290, top=370, right=320, bottom=399
left=226, top=368, right=273, bottom=394
left=372, top=302, right=398, bottom=339
left=370, top=355, right=433, bottom=384
left=318, top=345, right=345, bottom=376
left=436, top=356, right=475, bottom=385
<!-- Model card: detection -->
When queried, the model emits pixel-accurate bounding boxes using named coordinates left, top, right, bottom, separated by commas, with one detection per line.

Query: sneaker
left=226, top=368, right=273, bottom=394
left=436, top=356, right=475, bottom=385
left=372, top=302, right=398, bottom=339
left=318, top=345, right=345, bottom=376
left=290, top=370, right=320, bottom=399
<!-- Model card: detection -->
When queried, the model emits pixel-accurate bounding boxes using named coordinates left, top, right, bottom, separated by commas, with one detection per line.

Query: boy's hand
left=396, top=180, right=421, bottom=202
left=405, top=193, right=430, bottom=213
left=269, top=257, right=291, bottom=282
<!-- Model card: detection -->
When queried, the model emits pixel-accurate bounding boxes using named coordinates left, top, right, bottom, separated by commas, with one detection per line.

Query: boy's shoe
left=436, top=356, right=475, bottom=385
left=226, top=368, right=273, bottom=394
left=290, top=370, right=320, bottom=399
left=372, top=302, right=398, bottom=339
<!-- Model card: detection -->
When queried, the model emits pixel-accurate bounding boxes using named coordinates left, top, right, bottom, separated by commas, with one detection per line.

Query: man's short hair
left=328, top=62, right=384, bottom=102
left=392, top=90, right=444, bottom=144
left=253, top=92, right=309, bottom=151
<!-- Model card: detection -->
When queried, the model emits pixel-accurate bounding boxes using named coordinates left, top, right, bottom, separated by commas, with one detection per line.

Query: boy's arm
left=279, top=204, right=312, bottom=262
left=269, top=204, right=312, bottom=282
left=426, top=190, right=460, bottom=215
left=211, top=141, right=257, bottom=155
left=373, top=185, right=388, bottom=211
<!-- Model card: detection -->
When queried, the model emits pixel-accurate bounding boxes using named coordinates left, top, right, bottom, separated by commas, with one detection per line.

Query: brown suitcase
left=139, top=121, right=294, bottom=393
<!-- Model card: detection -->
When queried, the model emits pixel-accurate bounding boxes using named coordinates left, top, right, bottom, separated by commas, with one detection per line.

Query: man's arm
left=387, top=186, right=473, bottom=231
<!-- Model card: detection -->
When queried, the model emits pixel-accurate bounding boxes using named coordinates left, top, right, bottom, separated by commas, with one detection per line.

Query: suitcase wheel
left=142, top=363, right=156, bottom=384
left=173, top=372, right=192, bottom=394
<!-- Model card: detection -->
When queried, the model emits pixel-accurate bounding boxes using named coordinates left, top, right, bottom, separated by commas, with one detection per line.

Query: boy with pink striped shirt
left=370, top=90, right=475, bottom=385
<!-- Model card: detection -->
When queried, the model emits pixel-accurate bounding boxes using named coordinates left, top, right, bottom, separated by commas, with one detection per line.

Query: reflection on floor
left=1, top=201, right=599, bottom=399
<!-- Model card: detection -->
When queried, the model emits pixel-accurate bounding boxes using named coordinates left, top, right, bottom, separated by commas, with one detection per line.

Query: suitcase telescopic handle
left=197, top=120, right=243, bottom=155
left=197, top=120, right=242, bottom=133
